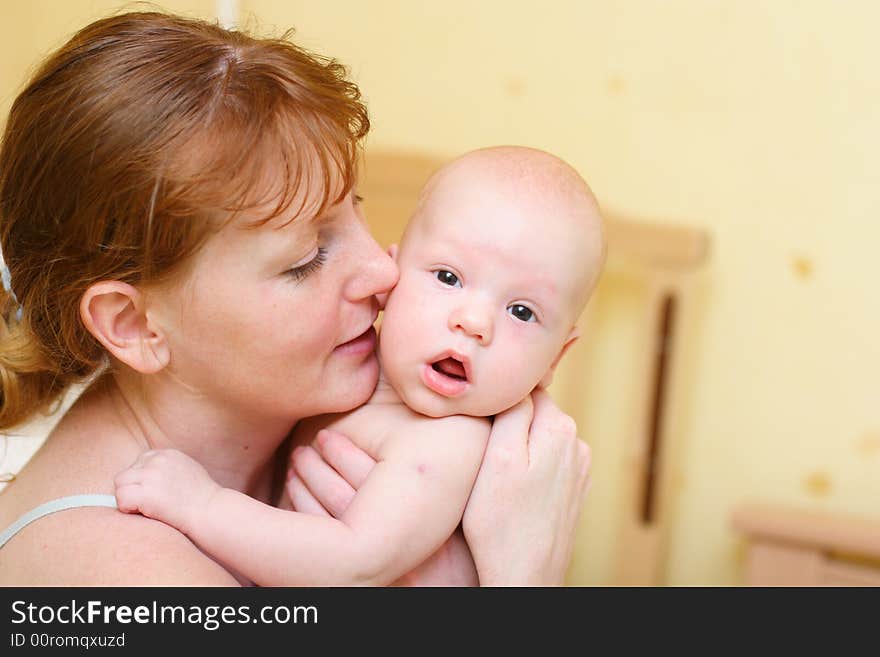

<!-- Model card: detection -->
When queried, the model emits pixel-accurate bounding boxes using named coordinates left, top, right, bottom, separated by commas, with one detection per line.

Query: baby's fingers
left=113, top=465, right=149, bottom=514
left=114, top=483, right=144, bottom=514
left=113, top=466, right=147, bottom=491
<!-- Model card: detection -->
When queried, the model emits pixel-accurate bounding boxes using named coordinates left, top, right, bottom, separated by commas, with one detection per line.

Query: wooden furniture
left=360, top=149, right=711, bottom=586
left=360, top=151, right=710, bottom=265
left=603, top=246, right=708, bottom=586
left=732, top=503, right=880, bottom=586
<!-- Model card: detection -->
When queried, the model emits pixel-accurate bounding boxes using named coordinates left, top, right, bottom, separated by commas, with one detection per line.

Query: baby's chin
left=394, top=382, right=527, bottom=419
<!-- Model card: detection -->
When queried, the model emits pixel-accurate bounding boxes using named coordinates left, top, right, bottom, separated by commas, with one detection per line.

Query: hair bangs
left=175, top=45, right=367, bottom=232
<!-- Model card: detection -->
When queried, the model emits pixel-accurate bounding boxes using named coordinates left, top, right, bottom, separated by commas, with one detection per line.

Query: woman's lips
left=421, top=363, right=470, bottom=397
left=334, top=326, right=377, bottom=357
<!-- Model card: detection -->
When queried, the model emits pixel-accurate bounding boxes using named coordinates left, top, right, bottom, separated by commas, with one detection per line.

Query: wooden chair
left=360, top=150, right=711, bottom=586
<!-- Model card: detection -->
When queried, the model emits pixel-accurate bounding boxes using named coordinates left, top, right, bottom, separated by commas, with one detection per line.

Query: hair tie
left=0, top=249, right=23, bottom=322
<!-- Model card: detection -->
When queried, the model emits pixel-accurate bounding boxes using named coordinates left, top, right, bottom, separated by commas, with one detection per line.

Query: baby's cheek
left=473, top=370, right=527, bottom=416
left=484, top=349, right=549, bottom=408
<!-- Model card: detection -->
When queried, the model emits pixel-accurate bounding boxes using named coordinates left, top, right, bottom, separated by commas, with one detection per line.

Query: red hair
left=0, top=11, right=369, bottom=429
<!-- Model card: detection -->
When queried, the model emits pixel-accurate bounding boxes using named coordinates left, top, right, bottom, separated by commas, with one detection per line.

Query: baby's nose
left=449, top=303, right=493, bottom=345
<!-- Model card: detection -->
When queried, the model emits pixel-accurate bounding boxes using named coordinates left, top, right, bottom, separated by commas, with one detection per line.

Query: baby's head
left=379, top=146, right=605, bottom=417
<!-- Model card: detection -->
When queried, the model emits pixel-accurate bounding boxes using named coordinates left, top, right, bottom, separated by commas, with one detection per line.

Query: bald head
left=403, top=146, right=606, bottom=316
left=422, top=146, right=598, bottom=211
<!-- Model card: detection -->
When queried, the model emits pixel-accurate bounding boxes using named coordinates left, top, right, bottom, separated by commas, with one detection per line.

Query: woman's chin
left=325, top=359, right=380, bottom=413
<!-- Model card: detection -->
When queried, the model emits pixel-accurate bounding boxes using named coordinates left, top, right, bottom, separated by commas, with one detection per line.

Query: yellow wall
left=3, top=1, right=879, bottom=585
left=0, top=1, right=218, bottom=117
left=243, top=0, right=880, bottom=585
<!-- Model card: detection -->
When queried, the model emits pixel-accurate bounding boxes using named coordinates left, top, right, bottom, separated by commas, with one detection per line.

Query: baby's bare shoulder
left=291, top=404, right=405, bottom=458
left=412, top=412, right=491, bottom=437
left=381, top=411, right=491, bottom=458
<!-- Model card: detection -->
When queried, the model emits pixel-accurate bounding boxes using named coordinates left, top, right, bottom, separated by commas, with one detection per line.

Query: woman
left=0, top=11, right=589, bottom=585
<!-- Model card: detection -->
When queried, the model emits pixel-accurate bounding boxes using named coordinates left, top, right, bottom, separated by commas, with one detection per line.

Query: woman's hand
left=462, top=388, right=591, bottom=586
left=286, top=429, right=478, bottom=586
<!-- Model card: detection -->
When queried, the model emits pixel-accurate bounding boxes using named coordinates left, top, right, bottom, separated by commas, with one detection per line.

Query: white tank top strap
left=0, top=494, right=118, bottom=549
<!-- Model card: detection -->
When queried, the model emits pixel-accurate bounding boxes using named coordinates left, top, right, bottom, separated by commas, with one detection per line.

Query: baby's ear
left=376, top=243, right=399, bottom=309
left=538, top=325, right=580, bottom=389
left=80, top=281, right=170, bottom=374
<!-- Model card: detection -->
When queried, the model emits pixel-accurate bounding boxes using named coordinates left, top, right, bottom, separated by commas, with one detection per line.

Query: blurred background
left=1, top=1, right=878, bottom=586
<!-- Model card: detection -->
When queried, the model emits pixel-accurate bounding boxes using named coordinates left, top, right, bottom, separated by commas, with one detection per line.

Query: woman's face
left=153, top=186, right=398, bottom=425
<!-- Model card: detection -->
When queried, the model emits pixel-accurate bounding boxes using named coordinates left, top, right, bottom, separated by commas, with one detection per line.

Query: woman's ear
left=79, top=281, right=170, bottom=374
left=538, top=326, right=580, bottom=389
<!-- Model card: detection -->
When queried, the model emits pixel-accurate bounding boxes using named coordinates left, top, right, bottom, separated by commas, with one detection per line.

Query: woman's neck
left=101, top=370, right=296, bottom=500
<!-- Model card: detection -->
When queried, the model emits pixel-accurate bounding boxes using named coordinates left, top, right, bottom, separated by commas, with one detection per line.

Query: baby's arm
left=114, top=415, right=488, bottom=586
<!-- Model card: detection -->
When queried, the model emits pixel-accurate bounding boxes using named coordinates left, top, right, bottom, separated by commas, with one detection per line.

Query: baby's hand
left=114, top=448, right=221, bottom=536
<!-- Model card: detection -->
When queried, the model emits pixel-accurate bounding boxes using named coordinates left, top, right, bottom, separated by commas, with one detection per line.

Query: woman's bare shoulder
left=0, top=504, right=239, bottom=586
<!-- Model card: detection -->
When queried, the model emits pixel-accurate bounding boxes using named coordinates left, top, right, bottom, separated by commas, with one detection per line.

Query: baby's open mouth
left=422, top=353, right=471, bottom=397
left=431, top=357, right=468, bottom=382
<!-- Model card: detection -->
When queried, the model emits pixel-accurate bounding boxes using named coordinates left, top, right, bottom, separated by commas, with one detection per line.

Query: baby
left=114, top=146, right=606, bottom=586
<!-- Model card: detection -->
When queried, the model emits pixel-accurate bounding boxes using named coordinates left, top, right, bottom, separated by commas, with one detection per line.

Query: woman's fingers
left=286, top=473, right=331, bottom=517
left=287, top=429, right=377, bottom=519
left=577, top=440, right=592, bottom=493
left=289, top=444, right=357, bottom=519
left=484, top=394, right=534, bottom=468
left=463, top=388, right=592, bottom=585
left=529, top=388, right=579, bottom=457
left=314, top=429, right=375, bottom=489
left=532, top=387, right=590, bottom=499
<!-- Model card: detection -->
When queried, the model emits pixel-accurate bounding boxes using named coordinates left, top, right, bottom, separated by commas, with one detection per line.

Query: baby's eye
left=507, top=304, right=536, bottom=323
left=435, top=270, right=461, bottom=287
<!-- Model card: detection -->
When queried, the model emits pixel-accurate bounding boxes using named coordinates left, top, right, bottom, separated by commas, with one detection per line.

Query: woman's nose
left=449, top=301, right=493, bottom=345
left=344, top=223, right=399, bottom=302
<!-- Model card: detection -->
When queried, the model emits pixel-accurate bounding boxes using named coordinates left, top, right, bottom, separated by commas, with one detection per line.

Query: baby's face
left=379, top=165, right=601, bottom=417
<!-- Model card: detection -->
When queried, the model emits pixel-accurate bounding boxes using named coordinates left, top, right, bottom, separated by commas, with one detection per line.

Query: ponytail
left=0, top=288, right=69, bottom=430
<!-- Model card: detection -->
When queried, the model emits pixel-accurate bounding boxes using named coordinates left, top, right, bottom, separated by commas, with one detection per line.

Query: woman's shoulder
left=0, top=501, right=239, bottom=586
left=0, top=394, right=242, bottom=585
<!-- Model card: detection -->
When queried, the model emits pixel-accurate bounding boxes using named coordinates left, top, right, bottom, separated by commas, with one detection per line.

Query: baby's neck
left=366, top=368, right=406, bottom=406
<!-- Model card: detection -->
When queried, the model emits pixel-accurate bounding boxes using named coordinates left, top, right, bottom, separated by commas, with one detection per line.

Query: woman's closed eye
left=285, top=247, right=327, bottom=282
